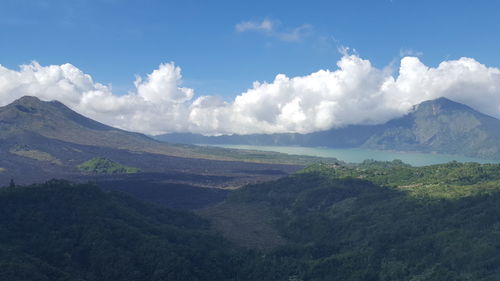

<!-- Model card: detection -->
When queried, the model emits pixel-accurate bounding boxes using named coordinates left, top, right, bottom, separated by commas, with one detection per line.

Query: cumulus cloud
left=0, top=61, right=193, bottom=135
left=134, top=63, right=193, bottom=104
left=1, top=53, right=500, bottom=136
left=235, top=19, right=312, bottom=42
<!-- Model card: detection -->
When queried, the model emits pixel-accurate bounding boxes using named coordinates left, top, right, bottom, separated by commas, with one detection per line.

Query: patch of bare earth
left=196, top=202, right=286, bottom=251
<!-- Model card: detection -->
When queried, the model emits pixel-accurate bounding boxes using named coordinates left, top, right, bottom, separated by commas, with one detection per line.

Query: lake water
left=210, top=145, right=499, bottom=166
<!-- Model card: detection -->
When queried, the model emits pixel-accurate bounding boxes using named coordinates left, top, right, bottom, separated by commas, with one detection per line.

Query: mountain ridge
left=362, top=97, right=500, bottom=157
left=0, top=96, right=175, bottom=155
left=155, top=97, right=500, bottom=159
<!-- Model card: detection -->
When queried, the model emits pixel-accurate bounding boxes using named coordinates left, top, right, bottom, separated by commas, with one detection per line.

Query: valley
left=1, top=96, right=499, bottom=280
left=2, top=161, right=500, bottom=280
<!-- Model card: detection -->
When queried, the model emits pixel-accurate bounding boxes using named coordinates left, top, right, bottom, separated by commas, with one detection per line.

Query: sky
left=1, top=0, right=500, bottom=135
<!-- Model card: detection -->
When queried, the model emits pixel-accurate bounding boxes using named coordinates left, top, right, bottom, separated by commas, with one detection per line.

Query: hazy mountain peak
left=12, top=95, right=43, bottom=104
left=412, top=97, right=476, bottom=115
left=11, top=95, right=73, bottom=111
left=363, top=97, right=500, bottom=157
left=0, top=96, right=150, bottom=150
left=9, top=95, right=47, bottom=114
left=1, top=95, right=112, bottom=131
left=426, top=96, right=454, bottom=104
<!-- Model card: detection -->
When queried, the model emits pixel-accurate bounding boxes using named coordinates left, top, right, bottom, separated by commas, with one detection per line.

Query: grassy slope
left=302, top=160, right=500, bottom=194
left=10, top=145, right=62, bottom=165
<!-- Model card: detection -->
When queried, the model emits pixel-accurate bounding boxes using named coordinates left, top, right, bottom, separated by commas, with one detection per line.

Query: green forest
left=0, top=180, right=284, bottom=281
left=1, top=161, right=500, bottom=280
left=229, top=161, right=500, bottom=280
left=77, top=157, right=141, bottom=174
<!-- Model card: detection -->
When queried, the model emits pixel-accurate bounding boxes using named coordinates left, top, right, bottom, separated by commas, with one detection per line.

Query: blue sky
left=1, top=0, right=499, bottom=98
left=1, top=0, right=500, bottom=135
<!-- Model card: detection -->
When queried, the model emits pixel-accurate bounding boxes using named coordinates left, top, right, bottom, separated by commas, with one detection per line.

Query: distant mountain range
left=155, top=97, right=500, bottom=159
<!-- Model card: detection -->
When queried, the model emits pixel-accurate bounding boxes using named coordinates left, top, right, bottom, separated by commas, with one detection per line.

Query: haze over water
left=211, top=145, right=499, bottom=166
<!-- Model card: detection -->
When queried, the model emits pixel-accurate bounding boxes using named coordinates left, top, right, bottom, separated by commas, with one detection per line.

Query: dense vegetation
left=0, top=180, right=306, bottom=281
left=303, top=160, right=500, bottom=194
left=77, top=157, right=140, bottom=174
left=2, top=161, right=500, bottom=280
left=228, top=161, right=500, bottom=281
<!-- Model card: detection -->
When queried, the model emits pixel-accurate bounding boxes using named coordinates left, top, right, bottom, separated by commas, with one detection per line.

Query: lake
left=209, top=144, right=500, bottom=166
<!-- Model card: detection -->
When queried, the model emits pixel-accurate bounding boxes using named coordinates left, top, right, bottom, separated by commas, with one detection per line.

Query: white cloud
left=0, top=61, right=194, bottom=135
left=235, top=19, right=273, bottom=33
left=399, top=48, right=424, bottom=57
left=1, top=53, right=500, bottom=136
left=235, top=19, right=312, bottom=42
left=134, top=62, right=193, bottom=104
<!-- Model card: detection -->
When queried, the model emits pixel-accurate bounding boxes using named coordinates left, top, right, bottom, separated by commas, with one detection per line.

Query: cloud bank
left=1, top=54, right=500, bottom=136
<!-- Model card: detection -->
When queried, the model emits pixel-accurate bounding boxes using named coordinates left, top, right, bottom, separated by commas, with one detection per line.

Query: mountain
left=0, top=96, right=313, bottom=203
left=155, top=97, right=500, bottom=159
left=204, top=161, right=500, bottom=280
left=0, top=96, right=211, bottom=157
left=362, top=97, right=500, bottom=158
left=0, top=96, right=336, bottom=164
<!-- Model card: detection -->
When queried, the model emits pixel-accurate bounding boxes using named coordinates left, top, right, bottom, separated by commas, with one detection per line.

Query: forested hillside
left=224, top=162, right=500, bottom=280
left=0, top=181, right=298, bottom=281
left=2, top=162, right=500, bottom=280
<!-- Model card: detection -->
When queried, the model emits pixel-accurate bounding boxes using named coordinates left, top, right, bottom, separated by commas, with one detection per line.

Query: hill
left=0, top=180, right=301, bottom=281
left=200, top=161, right=500, bottom=280
left=77, top=157, right=140, bottom=174
left=2, top=163, right=500, bottom=280
left=156, top=97, right=500, bottom=159
left=0, top=96, right=176, bottom=155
